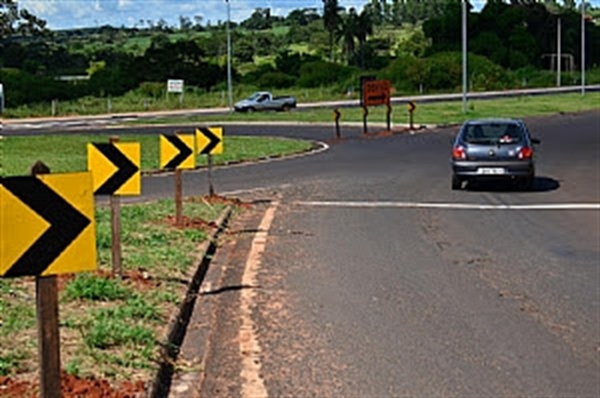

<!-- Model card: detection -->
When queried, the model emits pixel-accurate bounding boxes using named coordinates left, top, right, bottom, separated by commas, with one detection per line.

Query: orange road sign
left=363, top=79, right=391, bottom=107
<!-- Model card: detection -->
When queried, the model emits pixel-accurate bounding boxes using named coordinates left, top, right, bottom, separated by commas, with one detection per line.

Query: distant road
left=2, top=85, right=599, bottom=133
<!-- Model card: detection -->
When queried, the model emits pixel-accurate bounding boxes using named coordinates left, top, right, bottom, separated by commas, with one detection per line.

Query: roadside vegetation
left=0, top=196, right=233, bottom=394
left=0, top=134, right=314, bottom=177
left=1, top=0, right=599, bottom=119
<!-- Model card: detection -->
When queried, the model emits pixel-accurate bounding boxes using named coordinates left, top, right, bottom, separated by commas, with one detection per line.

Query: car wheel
left=247, top=107, right=255, bottom=113
left=282, top=105, right=291, bottom=112
left=451, top=175, right=462, bottom=190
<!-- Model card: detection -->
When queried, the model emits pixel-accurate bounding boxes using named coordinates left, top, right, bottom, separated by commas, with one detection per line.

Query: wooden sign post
left=195, top=127, right=224, bottom=197
left=175, top=168, right=183, bottom=226
left=160, top=133, right=196, bottom=226
left=31, top=161, right=61, bottom=398
left=108, top=136, right=122, bottom=276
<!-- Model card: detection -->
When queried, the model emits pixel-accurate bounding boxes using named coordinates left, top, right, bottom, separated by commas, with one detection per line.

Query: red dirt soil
left=0, top=370, right=146, bottom=397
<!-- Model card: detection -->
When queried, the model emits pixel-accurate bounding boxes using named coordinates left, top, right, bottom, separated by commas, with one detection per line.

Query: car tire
left=247, top=107, right=255, bottom=113
left=451, top=175, right=462, bottom=190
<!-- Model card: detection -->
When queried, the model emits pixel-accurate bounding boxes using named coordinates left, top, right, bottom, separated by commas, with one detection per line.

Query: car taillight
left=518, top=146, right=533, bottom=159
left=452, top=145, right=466, bottom=160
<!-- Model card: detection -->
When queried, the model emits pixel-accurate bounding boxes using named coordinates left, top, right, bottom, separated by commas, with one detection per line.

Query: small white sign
left=167, top=79, right=184, bottom=94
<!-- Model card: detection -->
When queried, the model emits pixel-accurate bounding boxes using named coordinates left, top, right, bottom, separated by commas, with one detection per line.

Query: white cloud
left=19, top=0, right=59, bottom=16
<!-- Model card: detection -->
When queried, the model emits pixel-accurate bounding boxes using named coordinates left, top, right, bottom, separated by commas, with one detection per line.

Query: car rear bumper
left=452, top=160, right=534, bottom=179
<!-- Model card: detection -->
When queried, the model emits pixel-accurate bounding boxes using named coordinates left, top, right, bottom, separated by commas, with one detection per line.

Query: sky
left=17, top=0, right=600, bottom=31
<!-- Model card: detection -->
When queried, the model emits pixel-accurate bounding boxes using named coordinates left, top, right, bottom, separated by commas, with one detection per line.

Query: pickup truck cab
left=234, top=91, right=297, bottom=113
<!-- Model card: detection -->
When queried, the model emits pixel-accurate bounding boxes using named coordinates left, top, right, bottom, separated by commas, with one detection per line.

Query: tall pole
left=462, top=0, right=468, bottom=114
left=581, top=0, right=586, bottom=95
left=226, top=0, right=233, bottom=113
left=557, top=16, right=562, bottom=87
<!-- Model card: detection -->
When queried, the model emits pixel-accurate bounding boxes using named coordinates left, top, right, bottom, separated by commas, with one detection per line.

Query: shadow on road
left=466, top=176, right=560, bottom=193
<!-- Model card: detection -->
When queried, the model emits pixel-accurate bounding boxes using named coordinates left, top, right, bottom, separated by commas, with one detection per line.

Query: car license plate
left=477, top=167, right=505, bottom=175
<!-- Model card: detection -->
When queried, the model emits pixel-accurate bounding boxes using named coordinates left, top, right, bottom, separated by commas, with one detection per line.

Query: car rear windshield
left=462, top=123, right=524, bottom=145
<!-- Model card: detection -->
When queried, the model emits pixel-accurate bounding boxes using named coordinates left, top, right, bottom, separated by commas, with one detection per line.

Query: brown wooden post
left=31, top=161, right=62, bottom=398
left=109, top=136, right=122, bottom=277
left=362, top=106, right=369, bottom=135
left=175, top=168, right=183, bottom=226
left=386, top=103, right=392, bottom=132
left=334, top=108, right=341, bottom=139
left=408, top=101, right=416, bottom=130
left=207, top=154, right=215, bottom=197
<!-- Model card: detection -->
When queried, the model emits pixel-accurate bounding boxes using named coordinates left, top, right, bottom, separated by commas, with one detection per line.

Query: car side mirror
left=531, top=138, right=541, bottom=145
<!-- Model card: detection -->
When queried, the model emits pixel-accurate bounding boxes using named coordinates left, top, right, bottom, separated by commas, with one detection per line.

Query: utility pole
left=581, top=0, right=586, bottom=95
left=462, top=0, right=468, bottom=114
left=226, top=0, right=233, bottom=112
left=557, top=16, right=562, bottom=87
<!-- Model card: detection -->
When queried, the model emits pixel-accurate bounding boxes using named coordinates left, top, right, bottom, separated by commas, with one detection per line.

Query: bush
left=297, top=61, right=358, bottom=88
left=0, top=68, right=86, bottom=107
left=136, top=82, right=165, bottom=98
left=256, top=71, right=296, bottom=89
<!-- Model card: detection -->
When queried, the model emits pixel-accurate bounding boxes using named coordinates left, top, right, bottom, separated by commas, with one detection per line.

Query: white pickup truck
left=234, top=91, right=297, bottom=113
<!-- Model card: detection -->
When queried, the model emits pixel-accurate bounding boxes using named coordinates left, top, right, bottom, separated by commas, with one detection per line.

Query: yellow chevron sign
left=0, top=172, right=97, bottom=277
left=88, top=142, right=141, bottom=196
left=160, top=134, right=195, bottom=170
left=196, top=127, right=223, bottom=155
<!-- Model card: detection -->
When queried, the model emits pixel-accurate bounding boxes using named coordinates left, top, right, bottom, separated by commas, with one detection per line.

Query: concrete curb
left=147, top=205, right=234, bottom=398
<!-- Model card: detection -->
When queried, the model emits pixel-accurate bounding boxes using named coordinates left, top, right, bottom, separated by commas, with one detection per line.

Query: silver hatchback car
left=451, top=118, right=541, bottom=190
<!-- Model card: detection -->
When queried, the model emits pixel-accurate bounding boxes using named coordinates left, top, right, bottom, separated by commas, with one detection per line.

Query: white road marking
left=239, top=201, right=279, bottom=398
left=152, top=141, right=329, bottom=178
left=295, top=201, right=600, bottom=210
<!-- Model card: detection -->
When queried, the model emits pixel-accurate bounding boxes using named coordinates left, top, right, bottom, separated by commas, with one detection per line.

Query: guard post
left=333, top=108, right=341, bottom=139
left=408, top=101, right=416, bottom=130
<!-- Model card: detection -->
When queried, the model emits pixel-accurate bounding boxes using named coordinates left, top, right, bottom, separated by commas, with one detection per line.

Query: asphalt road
left=5, top=111, right=599, bottom=395
left=193, top=111, right=599, bottom=397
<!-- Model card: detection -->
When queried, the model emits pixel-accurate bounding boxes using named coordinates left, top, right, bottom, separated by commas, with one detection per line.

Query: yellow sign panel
left=88, top=142, right=141, bottom=196
left=196, top=127, right=224, bottom=155
left=160, top=134, right=195, bottom=170
left=0, top=172, right=97, bottom=277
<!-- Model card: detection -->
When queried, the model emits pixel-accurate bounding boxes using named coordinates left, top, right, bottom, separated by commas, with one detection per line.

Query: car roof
left=464, top=118, right=523, bottom=125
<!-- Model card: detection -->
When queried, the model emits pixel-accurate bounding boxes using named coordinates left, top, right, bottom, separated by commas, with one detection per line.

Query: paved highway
left=5, top=111, right=599, bottom=395
left=190, top=111, right=599, bottom=397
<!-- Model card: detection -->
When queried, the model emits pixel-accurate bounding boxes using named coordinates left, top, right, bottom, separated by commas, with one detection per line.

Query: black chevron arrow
left=198, top=127, right=221, bottom=155
left=164, top=134, right=193, bottom=169
left=367, top=94, right=388, bottom=103
left=93, top=143, right=139, bottom=195
left=2, top=177, right=91, bottom=278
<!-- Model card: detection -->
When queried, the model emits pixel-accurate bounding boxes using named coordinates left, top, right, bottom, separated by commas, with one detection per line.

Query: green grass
left=0, top=194, right=232, bottom=380
left=62, top=274, right=133, bottom=301
left=136, top=92, right=600, bottom=127
left=0, top=134, right=314, bottom=177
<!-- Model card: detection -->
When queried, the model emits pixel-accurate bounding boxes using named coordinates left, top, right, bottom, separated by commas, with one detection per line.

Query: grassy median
left=0, top=134, right=315, bottom=177
left=127, top=92, right=600, bottom=127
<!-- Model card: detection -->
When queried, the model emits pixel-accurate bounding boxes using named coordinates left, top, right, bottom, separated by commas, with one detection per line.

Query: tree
left=356, top=8, right=374, bottom=68
left=241, top=8, right=273, bottom=30
left=285, top=8, right=320, bottom=26
left=322, top=0, right=343, bottom=61
left=0, top=0, right=47, bottom=37
left=340, top=8, right=359, bottom=63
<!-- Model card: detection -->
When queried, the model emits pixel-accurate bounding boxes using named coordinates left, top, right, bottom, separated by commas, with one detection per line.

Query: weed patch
left=0, top=195, right=237, bottom=394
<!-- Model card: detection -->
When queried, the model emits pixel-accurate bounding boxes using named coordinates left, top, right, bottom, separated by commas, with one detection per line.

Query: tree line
left=0, top=0, right=599, bottom=108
